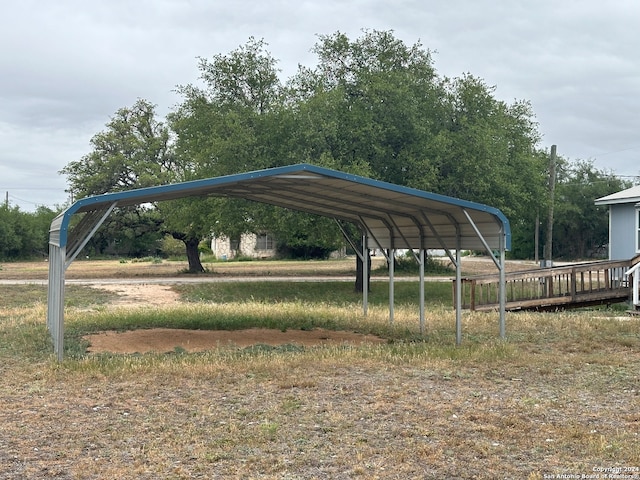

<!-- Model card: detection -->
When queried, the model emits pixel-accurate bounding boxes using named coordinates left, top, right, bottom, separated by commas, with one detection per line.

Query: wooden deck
left=458, top=256, right=640, bottom=312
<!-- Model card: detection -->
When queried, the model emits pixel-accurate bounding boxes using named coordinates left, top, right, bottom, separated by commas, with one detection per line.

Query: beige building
left=211, top=233, right=276, bottom=260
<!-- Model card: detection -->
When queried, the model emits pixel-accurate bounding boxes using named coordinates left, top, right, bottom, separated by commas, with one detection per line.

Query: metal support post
left=389, top=248, right=395, bottom=324
left=499, top=234, right=507, bottom=339
left=455, top=247, right=462, bottom=346
left=419, top=249, right=425, bottom=335
left=362, top=234, right=368, bottom=316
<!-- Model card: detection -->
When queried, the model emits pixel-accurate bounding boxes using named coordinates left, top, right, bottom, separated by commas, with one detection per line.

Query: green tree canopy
left=64, top=30, right=609, bottom=266
left=285, top=31, right=545, bottom=261
left=62, top=99, right=176, bottom=196
left=0, top=205, right=57, bottom=260
left=60, top=99, right=209, bottom=270
left=551, top=160, right=630, bottom=259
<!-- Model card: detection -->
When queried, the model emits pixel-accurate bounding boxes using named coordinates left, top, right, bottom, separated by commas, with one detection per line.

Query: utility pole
left=534, top=212, right=539, bottom=263
left=4, top=191, right=8, bottom=208
left=545, top=145, right=557, bottom=266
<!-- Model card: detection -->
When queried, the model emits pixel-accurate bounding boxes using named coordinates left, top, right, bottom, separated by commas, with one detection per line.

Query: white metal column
left=47, top=244, right=66, bottom=361
left=47, top=202, right=117, bottom=360
left=388, top=248, right=395, bottom=325
left=462, top=209, right=507, bottom=341
left=419, top=249, right=425, bottom=335
left=455, top=245, right=462, bottom=346
left=499, top=232, right=507, bottom=339
left=362, top=233, right=368, bottom=316
left=625, top=263, right=640, bottom=307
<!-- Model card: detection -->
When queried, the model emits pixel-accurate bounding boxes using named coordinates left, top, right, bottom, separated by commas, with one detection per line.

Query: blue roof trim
left=53, top=163, right=511, bottom=250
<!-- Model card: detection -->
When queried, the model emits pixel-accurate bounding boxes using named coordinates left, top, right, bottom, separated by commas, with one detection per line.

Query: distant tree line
left=0, top=206, right=57, bottom=261
left=6, top=31, right=633, bottom=264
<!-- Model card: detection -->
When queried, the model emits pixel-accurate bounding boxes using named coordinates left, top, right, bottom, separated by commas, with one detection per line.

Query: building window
left=255, top=233, right=274, bottom=251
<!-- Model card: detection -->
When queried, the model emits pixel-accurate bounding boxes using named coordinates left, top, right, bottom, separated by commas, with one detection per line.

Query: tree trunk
left=184, top=237, right=205, bottom=273
left=169, top=231, right=205, bottom=273
left=354, top=247, right=371, bottom=293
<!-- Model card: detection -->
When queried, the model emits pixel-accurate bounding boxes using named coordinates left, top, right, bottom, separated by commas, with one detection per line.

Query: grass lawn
left=0, top=259, right=638, bottom=479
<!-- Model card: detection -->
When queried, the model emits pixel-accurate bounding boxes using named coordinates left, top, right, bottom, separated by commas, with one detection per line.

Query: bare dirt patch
left=85, top=282, right=385, bottom=354
left=92, top=284, right=180, bottom=306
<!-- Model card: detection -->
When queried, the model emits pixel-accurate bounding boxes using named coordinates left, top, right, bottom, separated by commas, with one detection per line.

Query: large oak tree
left=66, top=30, right=612, bottom=272
left=60, top=99, right=209, bottom=272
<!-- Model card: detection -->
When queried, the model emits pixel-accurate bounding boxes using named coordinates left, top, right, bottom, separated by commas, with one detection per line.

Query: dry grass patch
left=0, top=257, right=374, bottom=280
left=1, top=274, right=639, bottom=478
left=3, top=341, right=638, bottom=479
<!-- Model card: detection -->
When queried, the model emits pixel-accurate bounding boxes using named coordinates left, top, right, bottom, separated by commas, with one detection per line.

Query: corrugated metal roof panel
left=50, top=163, right=511, bottom=251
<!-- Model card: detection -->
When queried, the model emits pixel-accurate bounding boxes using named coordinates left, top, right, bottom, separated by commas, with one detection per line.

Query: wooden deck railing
left=458, top=256, right=640, bottom=311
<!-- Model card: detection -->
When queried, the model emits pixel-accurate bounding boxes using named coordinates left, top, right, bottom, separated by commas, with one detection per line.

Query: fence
left=457, top=257, right=640, bottom=311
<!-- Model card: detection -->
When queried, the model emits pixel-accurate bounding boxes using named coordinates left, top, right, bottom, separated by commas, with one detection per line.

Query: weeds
left=173, top=280, right=452, bottom=306
left=1, top=268, right=639, bottom=479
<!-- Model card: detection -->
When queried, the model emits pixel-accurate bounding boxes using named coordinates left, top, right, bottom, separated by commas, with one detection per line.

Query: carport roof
left=51, top=163, right=510, bottom=251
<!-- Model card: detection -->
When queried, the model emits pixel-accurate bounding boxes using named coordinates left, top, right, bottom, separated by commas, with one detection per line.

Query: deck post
left=470, top=279, right=476, bottom=311
left=570, top=267, right=577, bottom=301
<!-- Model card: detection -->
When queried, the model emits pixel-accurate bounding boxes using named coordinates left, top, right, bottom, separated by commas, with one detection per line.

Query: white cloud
left=1, top=0, right=639, bottom=211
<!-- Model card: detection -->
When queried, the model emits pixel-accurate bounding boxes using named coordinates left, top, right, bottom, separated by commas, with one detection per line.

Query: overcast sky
left=2, top=0, right=639, bottom=211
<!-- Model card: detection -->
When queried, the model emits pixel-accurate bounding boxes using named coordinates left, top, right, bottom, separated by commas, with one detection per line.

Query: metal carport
left=48, top=163, right=511, bottom=360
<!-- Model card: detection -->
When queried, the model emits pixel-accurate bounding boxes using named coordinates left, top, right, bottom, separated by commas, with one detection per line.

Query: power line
left=4, top=192, right=69, bottom=211
left=0, top=187, right=65, bottom=191
left=591, top=145, right=640, bottom=157
left=8, top=194, right=45, bottom=206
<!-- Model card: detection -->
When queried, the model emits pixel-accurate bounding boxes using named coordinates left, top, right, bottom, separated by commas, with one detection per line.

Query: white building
left=594, top=185, right=640, bottom=260
left=211, top=233, right=276, bottom=260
